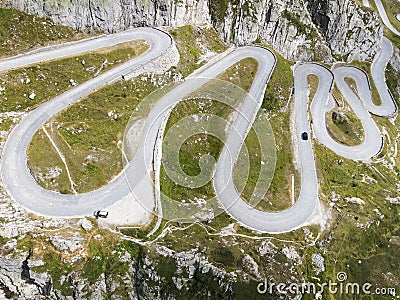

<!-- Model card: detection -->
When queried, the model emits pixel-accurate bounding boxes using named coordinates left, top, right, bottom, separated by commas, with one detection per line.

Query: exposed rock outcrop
left=0, top=257, right=53, bottom=299
left=0, top=0, right=211, bottom=32
left=0, top=0, right=383, bottom=62
left=304, top=0, right=383, bottom=61
left=209, top=0, right=382, bottom=61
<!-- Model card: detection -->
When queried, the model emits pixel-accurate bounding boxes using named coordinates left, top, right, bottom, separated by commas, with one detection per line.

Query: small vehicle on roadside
left=301, top=132, right=309, bottom=141
left=94, top=210, right=108, bottom=219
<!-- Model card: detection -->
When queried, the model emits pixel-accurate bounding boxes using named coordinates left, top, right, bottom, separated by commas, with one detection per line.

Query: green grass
left=327, top=82, right=364, bottom=146
left=160, top=58, right=258, bottom=206
left=27, top=128, right=72, bottom=193
left=39, top=79, right=149, bottom=194
left=326, top=109, right=364, bottom=146
left=311, top=140, right=400, bottom=296
left=169, top=25, right=227, bottom=77
left=161, top=46, right=296, bottom=216
left=0, top=8, right=87, bottom=58
left=160, top=99, right=229, bottom=203
left=219, top=57, right=258, bottom=90
left=17, top=233, right=74, bottom=295
left=257, top=49, right=297, bottom=212
left=0, top=117, right=14, bottom=133
left=331, top=82, right=345, bottom=105
left=307, top=74, right=319, bottom=102
left=386, top=64, right=400, bottom=102
left=262, top=48, right=294, bottom=112
left=234, top=127, right=263, bottom=204
left=256, top=112, right=299, bottom=212
left=350, top=61, right=382, bottom=105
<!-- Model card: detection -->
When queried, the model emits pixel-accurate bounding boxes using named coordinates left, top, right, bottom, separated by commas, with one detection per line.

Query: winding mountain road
left=214, top=36, right=395, bottom=232
left=1, top=28, right=173, bottom=217
left=213, top=61, right=321, bottom=233
left=0, top=4, right=398, bottom=233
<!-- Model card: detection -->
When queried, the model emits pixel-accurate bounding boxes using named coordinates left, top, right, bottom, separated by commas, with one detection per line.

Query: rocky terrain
left=0, top=0, right=383, bottom=61
left=0, top=1, right=399, bottom=299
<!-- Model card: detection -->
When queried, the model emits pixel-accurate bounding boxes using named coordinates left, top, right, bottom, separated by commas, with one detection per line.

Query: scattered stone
left=28, top=92, right=36, bottom=100
left=345, top=197, right=365, bottom=205
left=386, top=196, right=400, bottom=205
left=258, top=240, right=277, bottom=256
left=241, top=254, right=262, bottom=280
left=50, top=234, right=85, bottom=253
left=45, top=166, right=62, bottom=180
left=79, top=218, right=93, bottom=231
left=312, top=253, right=325, bottom=275
left=374, top=208, right=384, bottom=219
left=389, top=236, right=400, bottom=246
left=282, top=246, right=301, bottom=262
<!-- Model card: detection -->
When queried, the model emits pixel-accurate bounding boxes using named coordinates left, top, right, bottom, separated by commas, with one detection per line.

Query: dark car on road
left=94, top=210, right=108, bottom=219
left=301, top=132, right=309, bottom=141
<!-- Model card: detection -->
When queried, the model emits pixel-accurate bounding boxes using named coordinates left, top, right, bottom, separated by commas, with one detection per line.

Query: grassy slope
left=326, top=81, right=364, bottom=147
left=0, top=8, right=88, bottom=134
left=326, top=109, right=364, bottom=146
left=25, top=41, right=149, bottom=193
left=28, top=128, right=71, bottom=192
left=0, top=8, right=87, bottom=58
left=160, top=58, right=258, bottom=204
left=0, top=40, right=148, bottom=114
left=350, top=60, right=382, bottom=105
left=259, top=49, right=297, bottom=211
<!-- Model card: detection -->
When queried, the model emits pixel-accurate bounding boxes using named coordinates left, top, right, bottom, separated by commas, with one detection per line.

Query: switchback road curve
left=0, top=28, right=174, bottom=217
